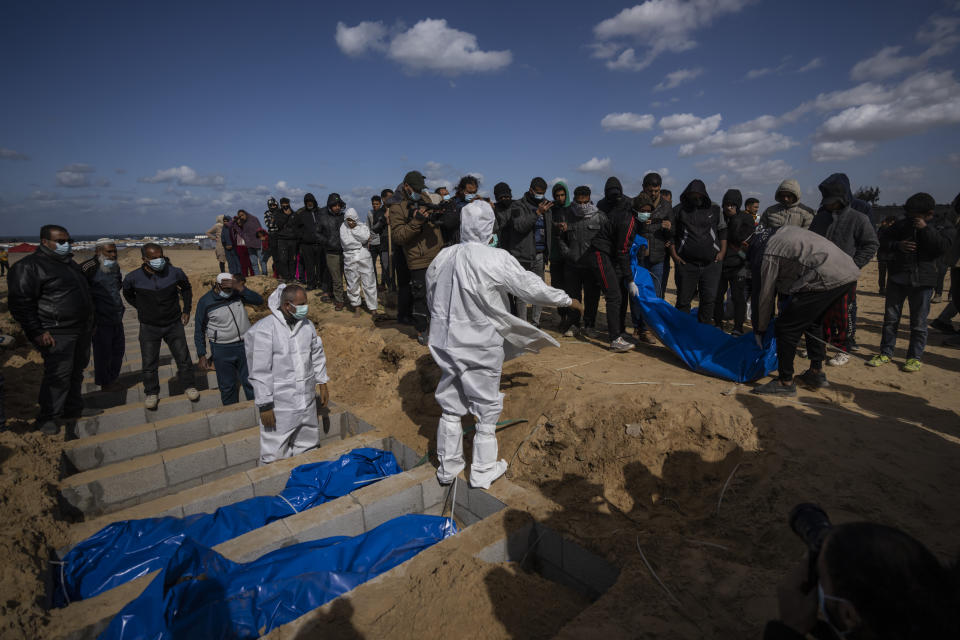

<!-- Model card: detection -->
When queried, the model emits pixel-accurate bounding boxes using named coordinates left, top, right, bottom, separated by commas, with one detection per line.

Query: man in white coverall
left=339, top=208, right=378, bottom=313
left=244, top=283, right=330, bottom=464
left=427, top=201, right=583, bottom=488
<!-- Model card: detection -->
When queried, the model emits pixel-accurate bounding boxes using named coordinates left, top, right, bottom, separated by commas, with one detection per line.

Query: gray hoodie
left=809, top=174, right=879, bottom=268
left=758, top=179, right=815, bottom=230
left=755, top=226, right=861, bottom=332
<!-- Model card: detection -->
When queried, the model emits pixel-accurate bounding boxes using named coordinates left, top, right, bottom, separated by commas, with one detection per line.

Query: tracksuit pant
left=774, top=283, right=855, bottom=381
left=210, top=341, right=253, bottom=405
left=92, top=322, right=125, bottom=387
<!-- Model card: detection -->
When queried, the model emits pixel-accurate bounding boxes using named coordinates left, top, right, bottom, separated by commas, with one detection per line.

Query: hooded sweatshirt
left=673, top=180, right=727, bottom=265
left=296, top=193, right=324, bottom=244
left=809, top=174, right=879, bottom=268
left=721, top=189, right=756, bottom=269
left=559, top=202, right=607, bottom=263
left=551, top=181, right=572, bottom=261
left=758, top=179, right=815, bottom=230
left=508, top=191, right=551, bottom=264
left=597, top=177, right=630, bottom=216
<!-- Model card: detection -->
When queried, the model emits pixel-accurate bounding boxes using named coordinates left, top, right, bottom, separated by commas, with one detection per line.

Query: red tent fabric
left=8, top=242, right=37, bottom=253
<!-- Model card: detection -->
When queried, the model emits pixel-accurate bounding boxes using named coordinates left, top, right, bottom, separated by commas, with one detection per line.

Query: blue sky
left=2, top=0, right=959, bottom=236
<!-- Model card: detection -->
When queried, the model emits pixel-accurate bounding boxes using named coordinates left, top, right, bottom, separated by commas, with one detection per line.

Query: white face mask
left=148, top=258, right=165, bottom=270
left=101, top=258, right=117, bottom=268
left=54, top=241, right=71, bottom=255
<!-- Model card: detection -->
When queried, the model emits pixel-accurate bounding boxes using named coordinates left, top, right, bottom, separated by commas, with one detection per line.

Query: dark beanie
left=904, top=192, right=935, bottom=215
left=327, top=193, right=344, bottom=208
left=633, top=193, right=655, bottom=211
left=403, top=170, right=426, bottom=192
left=642, top=172, right=662, bottom=187
left=494, top=182, right=512, bottom=200
left=573, top=185, right=591, bottom=198
left=530, top=177, right=548, bottom=191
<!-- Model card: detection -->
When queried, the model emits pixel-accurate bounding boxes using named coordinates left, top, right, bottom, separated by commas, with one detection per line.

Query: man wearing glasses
left=8, top=224, right=94, bottom=435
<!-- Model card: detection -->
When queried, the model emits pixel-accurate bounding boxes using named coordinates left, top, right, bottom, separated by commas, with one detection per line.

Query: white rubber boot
left=436, top=414, right=465, bottom=485
left=469, top=423, right=508, bottom=489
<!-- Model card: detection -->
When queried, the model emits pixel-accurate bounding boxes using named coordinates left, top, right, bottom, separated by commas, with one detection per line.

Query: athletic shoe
left=635, top=330, right=657, bottom=345
left=796, top=346, right=808, bottom=359
left=866, top=354, right=891, bottom=367
left=334, top=303, right=344, bottom=312
left=827, top=352, right=850, bottom=367
left=145, top=394, right=159, bottom=410
left=417, top=331, right=429, bottom=346
left=185, top=387, right=200, bottom=401
left=798, top=369, right=829, bottom=389
left=902, top=358, right=922, bottom=372
left=583, top=327, right=600, bottom=339
left=562, top=326, right=577, bottom=338
left=610, top=337, right=634, bottom=352
left=751, top=379, right=797, bottom=397
left=849, top=343, right=862, bottom=353
left=930, top=319, right=957, bottom=334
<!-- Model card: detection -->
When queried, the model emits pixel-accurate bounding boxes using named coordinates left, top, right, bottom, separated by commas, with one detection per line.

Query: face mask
left=488, top=233, right=498, bottom=247
left=464, top=193, right=477, bottom=202
left=54, top=241, right=71, bottom=255
left=533, top=193, right=545, bottom=200
left=443, top=194, right=454, bottom=201
left=291, top=304, right=309, bottom=320
left=818, top=584, right=852, bottom=638
left=410, top=191, right=421, bottom=202
left=573, top=203, right=591, bottom=217
left=637, top=212, right=651, bottom=222
left=148, top=258, right=165, bottom=270
left=101, top=258, right=117, bottom=268
left=217, top=289, right=232, bottom=299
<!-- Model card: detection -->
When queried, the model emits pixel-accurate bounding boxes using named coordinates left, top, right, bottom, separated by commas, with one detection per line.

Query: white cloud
left=745, top=67, right=774, bottom=80
left=817, top=70, right=960, bottom=141
left=697, top=157, right=794, bottom=185
left=336, top=19, right=511, bottom=75
left=56, top=170, right=91, bottom=188
left=679, top=129, right=796, bottom=157
left=335, top=20, right=388, bottom=56
left=797, top=57, right=823, bottom=72
left=880, top=166, right=924, bottom=184
left=61, top=163, right=95, bottom=173
left=1, top=148, right=29, bottom=161
left=592, top=0, right=757, bottom=71
left=642, top=167, right=673, bottom=186
left=135, top=197, right=161, bottom=206
left=96, top=178, right=111, bottom=187
left=652, top=113, right=722, bottom=145
left=600, top=112, right=655, bottom=131
left=140, top=165, right=225, bottom=188
left=850, top=15, right=959, bottom=81
left=654, top=67, right=703, bottom=91
left=810, top=140, right=876, bottom=162
left=578, top=157, right=612, bottom=173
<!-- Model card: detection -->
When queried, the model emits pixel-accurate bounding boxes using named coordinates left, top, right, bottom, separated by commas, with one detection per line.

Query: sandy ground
left=1, top=247, right=958, bottom=638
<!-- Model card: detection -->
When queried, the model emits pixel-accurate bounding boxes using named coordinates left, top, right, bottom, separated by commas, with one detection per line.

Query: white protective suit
left=244, top=284, right=330, bottom=464
left=426, top=201, right=572, bottom=488
left=339, top=208, right=378, bottom=311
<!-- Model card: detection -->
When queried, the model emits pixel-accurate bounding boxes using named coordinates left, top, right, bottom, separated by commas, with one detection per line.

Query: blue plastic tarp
left=55, top=448, right=401, bottom=607
left=629, top=235, right=778, bottom=382
left=100, top=514, right=457, bottom=640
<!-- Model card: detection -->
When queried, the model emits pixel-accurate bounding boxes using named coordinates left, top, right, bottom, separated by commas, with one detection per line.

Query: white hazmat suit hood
left=244, top=284, right=329, bottom=464
left=339, top=208, right=378, bottom=311
left=426, top=201, right=571, bottom=489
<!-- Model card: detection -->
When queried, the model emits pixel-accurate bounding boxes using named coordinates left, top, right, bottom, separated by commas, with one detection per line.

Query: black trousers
left=878, top=261, right=889, bottom=293
left=564, top=261, right=601, bottom=328
left=578, top=251, right=622, bottom=340
left=38, top=331, right=91, bottom=422
left=140, top=322, right=194, bottom=396
left=935, top=261, right=948, bottom=296
left=714, top=265, right=748, bottom=331
left=300, top=243, right=326, bottom=290
left=92, top=322, right=125, bottom=387
left=675, top=261, right=722, bottom=324
left=275, top=238, right=298, bottom=281
left=551, top=256, right=567, bottom=320
left=774, top=283, right=855, bottom=381
left=394, top=250, right=412, bottom=321
left=410, top=268, right=430, bottom=333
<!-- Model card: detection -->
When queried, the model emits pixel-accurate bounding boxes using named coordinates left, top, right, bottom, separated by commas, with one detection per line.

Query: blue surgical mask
left=409, top=191, right=421, bottom=202
left=464, top=193, right=477, bottom=202
left=217, top=289, right=232, bottom=299
left=101, top=258, right=116, bottom=268
left=533, top=193, right=544, bottom=200
left=443, top=194, right=454, bottom=201
left=148, top=258, right=165, bottom=270
left=292, top=304, right=309, bottom=320
left=637, top=212, right=651, bottom=222
left=54, top=241, right=71, bottom=255
left=488, top=233, right=499, bottom=247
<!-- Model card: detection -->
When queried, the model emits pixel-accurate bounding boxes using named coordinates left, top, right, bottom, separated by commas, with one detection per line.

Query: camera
left=789, top=503, right=833, bottom=590
left=413, top=198, right=456, bottom=222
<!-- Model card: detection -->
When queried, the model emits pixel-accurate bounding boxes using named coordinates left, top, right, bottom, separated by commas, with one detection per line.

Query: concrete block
left=202, top=460, right=257, bottom=483
left=287, top=498, right=365, bottom=543
left=247, top=466, right=288, bottom=497
left=475, top=534, right=511, bottom=564
left=190, top=391, right=222, bottom=413
left=152, top=476, right=203, bottom=501
left=163, top=441, right=227, bottom=487
left=84, top=426, right=159, bottom=469
left=532, top=523, right=563, bottom=568
left=207, top=404, right=257, bottom=436
left=156, top=415, right=210, bottom=451
left=222, top=430, right=260, bottom=467
left=61, top=456, right=167, bottom=515
left=465, top=485, right=507, bottom=519
left=219, top=519, right=296, bottom=563
left=152, top=396, right=192, bottom=422
left=561, top=538, right=620, bottom=594
left=182, top=482, right=255, bottom=517
left=357, top=480, right=424, bottom=530
left=421, top=474, right=448, bottom=511
left=456, top=508, right=481, bottom=527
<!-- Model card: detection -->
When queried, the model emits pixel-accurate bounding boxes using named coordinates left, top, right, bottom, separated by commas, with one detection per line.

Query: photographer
left=432, top=175, right=480, bottom=246
left=767, top=504, right=959, bottom=638
left=387, top=170, right=444, bottom=344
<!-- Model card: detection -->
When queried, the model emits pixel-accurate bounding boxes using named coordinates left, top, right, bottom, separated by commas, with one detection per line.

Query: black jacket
left=500, top=194, right=544, bottom=264
left=879, top=216, right=952, bottom=288
left=673, top=180, right=727, bottom=266
left=640, top=196, right=675, bottom=264
left=587, top=202, right=640, bottom=278
left=273, top=209, right=300, bottom=241
left=8, top=245, right=94, bottom=338
left=296, top=193, right=325, bottom=245
left=559, top=206, right=608, bottom=263
left=597, top=177, right=628, bottom=215
left=121, top=259, right=192, bottom=327
left=369, top=207, right=390, bottom=249
left=89, top=262, right=125, bottom=325
left=722, top=212, right=756, bottom=269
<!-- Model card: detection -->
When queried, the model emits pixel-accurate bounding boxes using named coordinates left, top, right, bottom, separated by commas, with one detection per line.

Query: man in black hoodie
left=670, top=179, right=727, bottom=325
left=507, top=177, right=554, bottom=326
left=295, top=193, right=328, bottom=293
left=8, top=224, right=94, bottom=434
left=273, top=197, right=300, bottom=282
left=318, top=193, right=346, bottom=309
left=713, top=189, right=754, bottom=334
